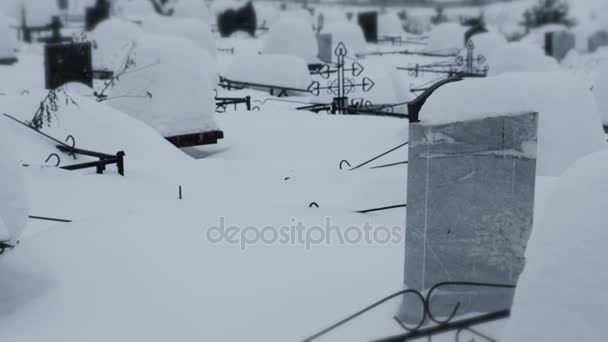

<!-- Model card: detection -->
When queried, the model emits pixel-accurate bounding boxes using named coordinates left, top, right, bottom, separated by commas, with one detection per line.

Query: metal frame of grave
left=3, top=113, right=126, bottom=176
left=363, top=48, right=459, bottom=58
left=44, top=42, right=94, bottom=90
left=165, top=130, right=224, bottom=148
left=218, top=76, right=312, bottom=97
left=215, top=94, right=259, bottom=112
left=303, top=281, right=514, bottom=342
left=16, top=14, right=71, bottom=44
left=397, top=40, right=488, bottom=80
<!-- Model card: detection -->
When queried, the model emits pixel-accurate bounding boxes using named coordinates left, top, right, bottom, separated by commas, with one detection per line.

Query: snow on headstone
left=142, top=15, right=216, bottom=58
left=503, top=149, right=608, bottom=342
left=262, top=17, right=318, bottom=64
left=108, top=34, right=218, bottom=138
left=2, top=0, right=60, bottom=26
left=0, top=14, right=17, bottom=64
left=544, top=30, right=575, bottom=62
left=378, top=13, right=403, bottom=38
left=419, top=72, right=605, bottom=177
left=172, top=0, right=211, bottom=22
left=0, top=144, right=28, bottom=242
left=593, top=63, right=608, bottom=126
left=90, top=18, right=143, bottom=72
left=321, top=22, right=366, bottom=60
left=427, top=23, right=467, bottom=52
left=589, top=29, right=608, bottom=53
left=400, top=111, right=538, bottom=321
left=225, top=54, right=311, bottom=92
left=487, top=43, right=558, bottom=76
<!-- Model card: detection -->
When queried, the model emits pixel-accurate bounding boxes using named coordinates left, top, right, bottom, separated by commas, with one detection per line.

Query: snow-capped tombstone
left=263, top=17, right=318, bottom=64
left=85, top=0, right=111, bottom=31
left=428, top=23, right=467, bottom=52
left=399, top=110, right=539, bottom=322
left=588, top=29, right=608, bottom=53
left=107, top=35, right=221, bottom=147
left=0, top=145, right=29, bottom=244
left=44, top=42, right=93, bottom=89
left=544, top=31, right=575, bottom=62
left=90, top=18, right=143, bottom=73
left=317, top=33, right=332, bottom=63
left=0, top=16, right=17, bottom=65
left=357, top=11, right=377, bottom=43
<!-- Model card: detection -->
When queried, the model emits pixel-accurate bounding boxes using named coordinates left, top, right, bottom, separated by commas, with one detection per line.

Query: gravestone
left=217, top=1, right=257, bottom=38
left=357, top=11, right=378, bottom=43
left=45, top=42, right=93, bottom=89
left=57, top=0, right=69, bottom=10
left=317, top=33, right=332, bottom=63
left=589, top=30, right=608, bottom=53
left=85, top=0, right=111, bottom=31
left=398, top=112, right=538, bottom=322
left=545, top=31, right=575, bottom=61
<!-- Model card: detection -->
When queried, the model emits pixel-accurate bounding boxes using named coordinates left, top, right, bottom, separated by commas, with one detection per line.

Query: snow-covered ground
left=0, top=0, right=607, bottom=341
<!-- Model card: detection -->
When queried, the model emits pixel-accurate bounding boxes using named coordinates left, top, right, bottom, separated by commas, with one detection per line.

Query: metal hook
left=45, top=153, right=61, bottom=167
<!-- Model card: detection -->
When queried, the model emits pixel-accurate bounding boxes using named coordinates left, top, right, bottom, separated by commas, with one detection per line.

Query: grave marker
left=85, top=0, right=111, bottom=31
left=217, top=1, right=257, bottom=38
left=589, top=29, right=608, bottom=53
left=357, top=11, right=378, bottom=43
left=317, top=33, right=332, bottom=63
left=44, top=42, right=93, bottom=89
left=545, top=31, right=575, bottom=61
left=398, top=112, right=538, bottom=322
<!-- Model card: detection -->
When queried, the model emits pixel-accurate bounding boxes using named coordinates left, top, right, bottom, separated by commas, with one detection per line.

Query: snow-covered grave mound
left=107, top=34, right=218, bottom=139
left=420, top=72, right=605, bottom=177
left=262, top=17, right=318, bottom=64
left=224, top=54, right=311, bottom=91
left=142, top=15, right=216, bottom=59
left=0, top=88, right=190, bottom=173
left=114, top=0, right=156, bottom=19
left=503, top=149, right=608, bottom=342
left=427, top=22, right=467, bottom=53
left=90, top=18, right=144, bottom=72
left=594, top=63, right=608, bottom=125
left=378, top=13, right=403, bottom=38
left=1, top=0, right=59, bottom=26
left=487, top=42, right=559, bottom=76
left=0, top=145, right=28, bottom=242
left=0, top=15, right=17, bottom=62
left=466, top=31, right=507, bottom=62
left=171, top=0, right=211, bottom=22
left=322, top=22, right=367, bottom=59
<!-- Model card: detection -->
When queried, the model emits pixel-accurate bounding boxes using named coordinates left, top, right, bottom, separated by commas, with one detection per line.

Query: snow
left=420, top=72, right=606, bottom=177
left=378, top=13, right=403, bottom=37
left=322, top=22, right=367, bottom=59
left=114, top=0, right=155, bottom=19
left=503, top=148, right=608, bottom=342
left=593, top=63, right=608, bottom=125
left=224, top=54, right=311, bottom=90
left=141, top=15, right=216, bottom=59
left=427, top=22, right=466, bottom=52
left=171, top=0, right=211, bottom=22
left=467, top=31, right=508, bottom=62
left=107, top=34, right=218, bottom=137
left=521, top=24, right=570, bottom=47
left=0, top=15, right=16, bottom=60
left=90, top=18, right=144, bottom=72
left=262, top=17, right=318, bottom=63
left=488, top=42, right=559, bottom=76
left=1, top=0, right=60, bottom=26
left=0, top=143, right=28, bottom=242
